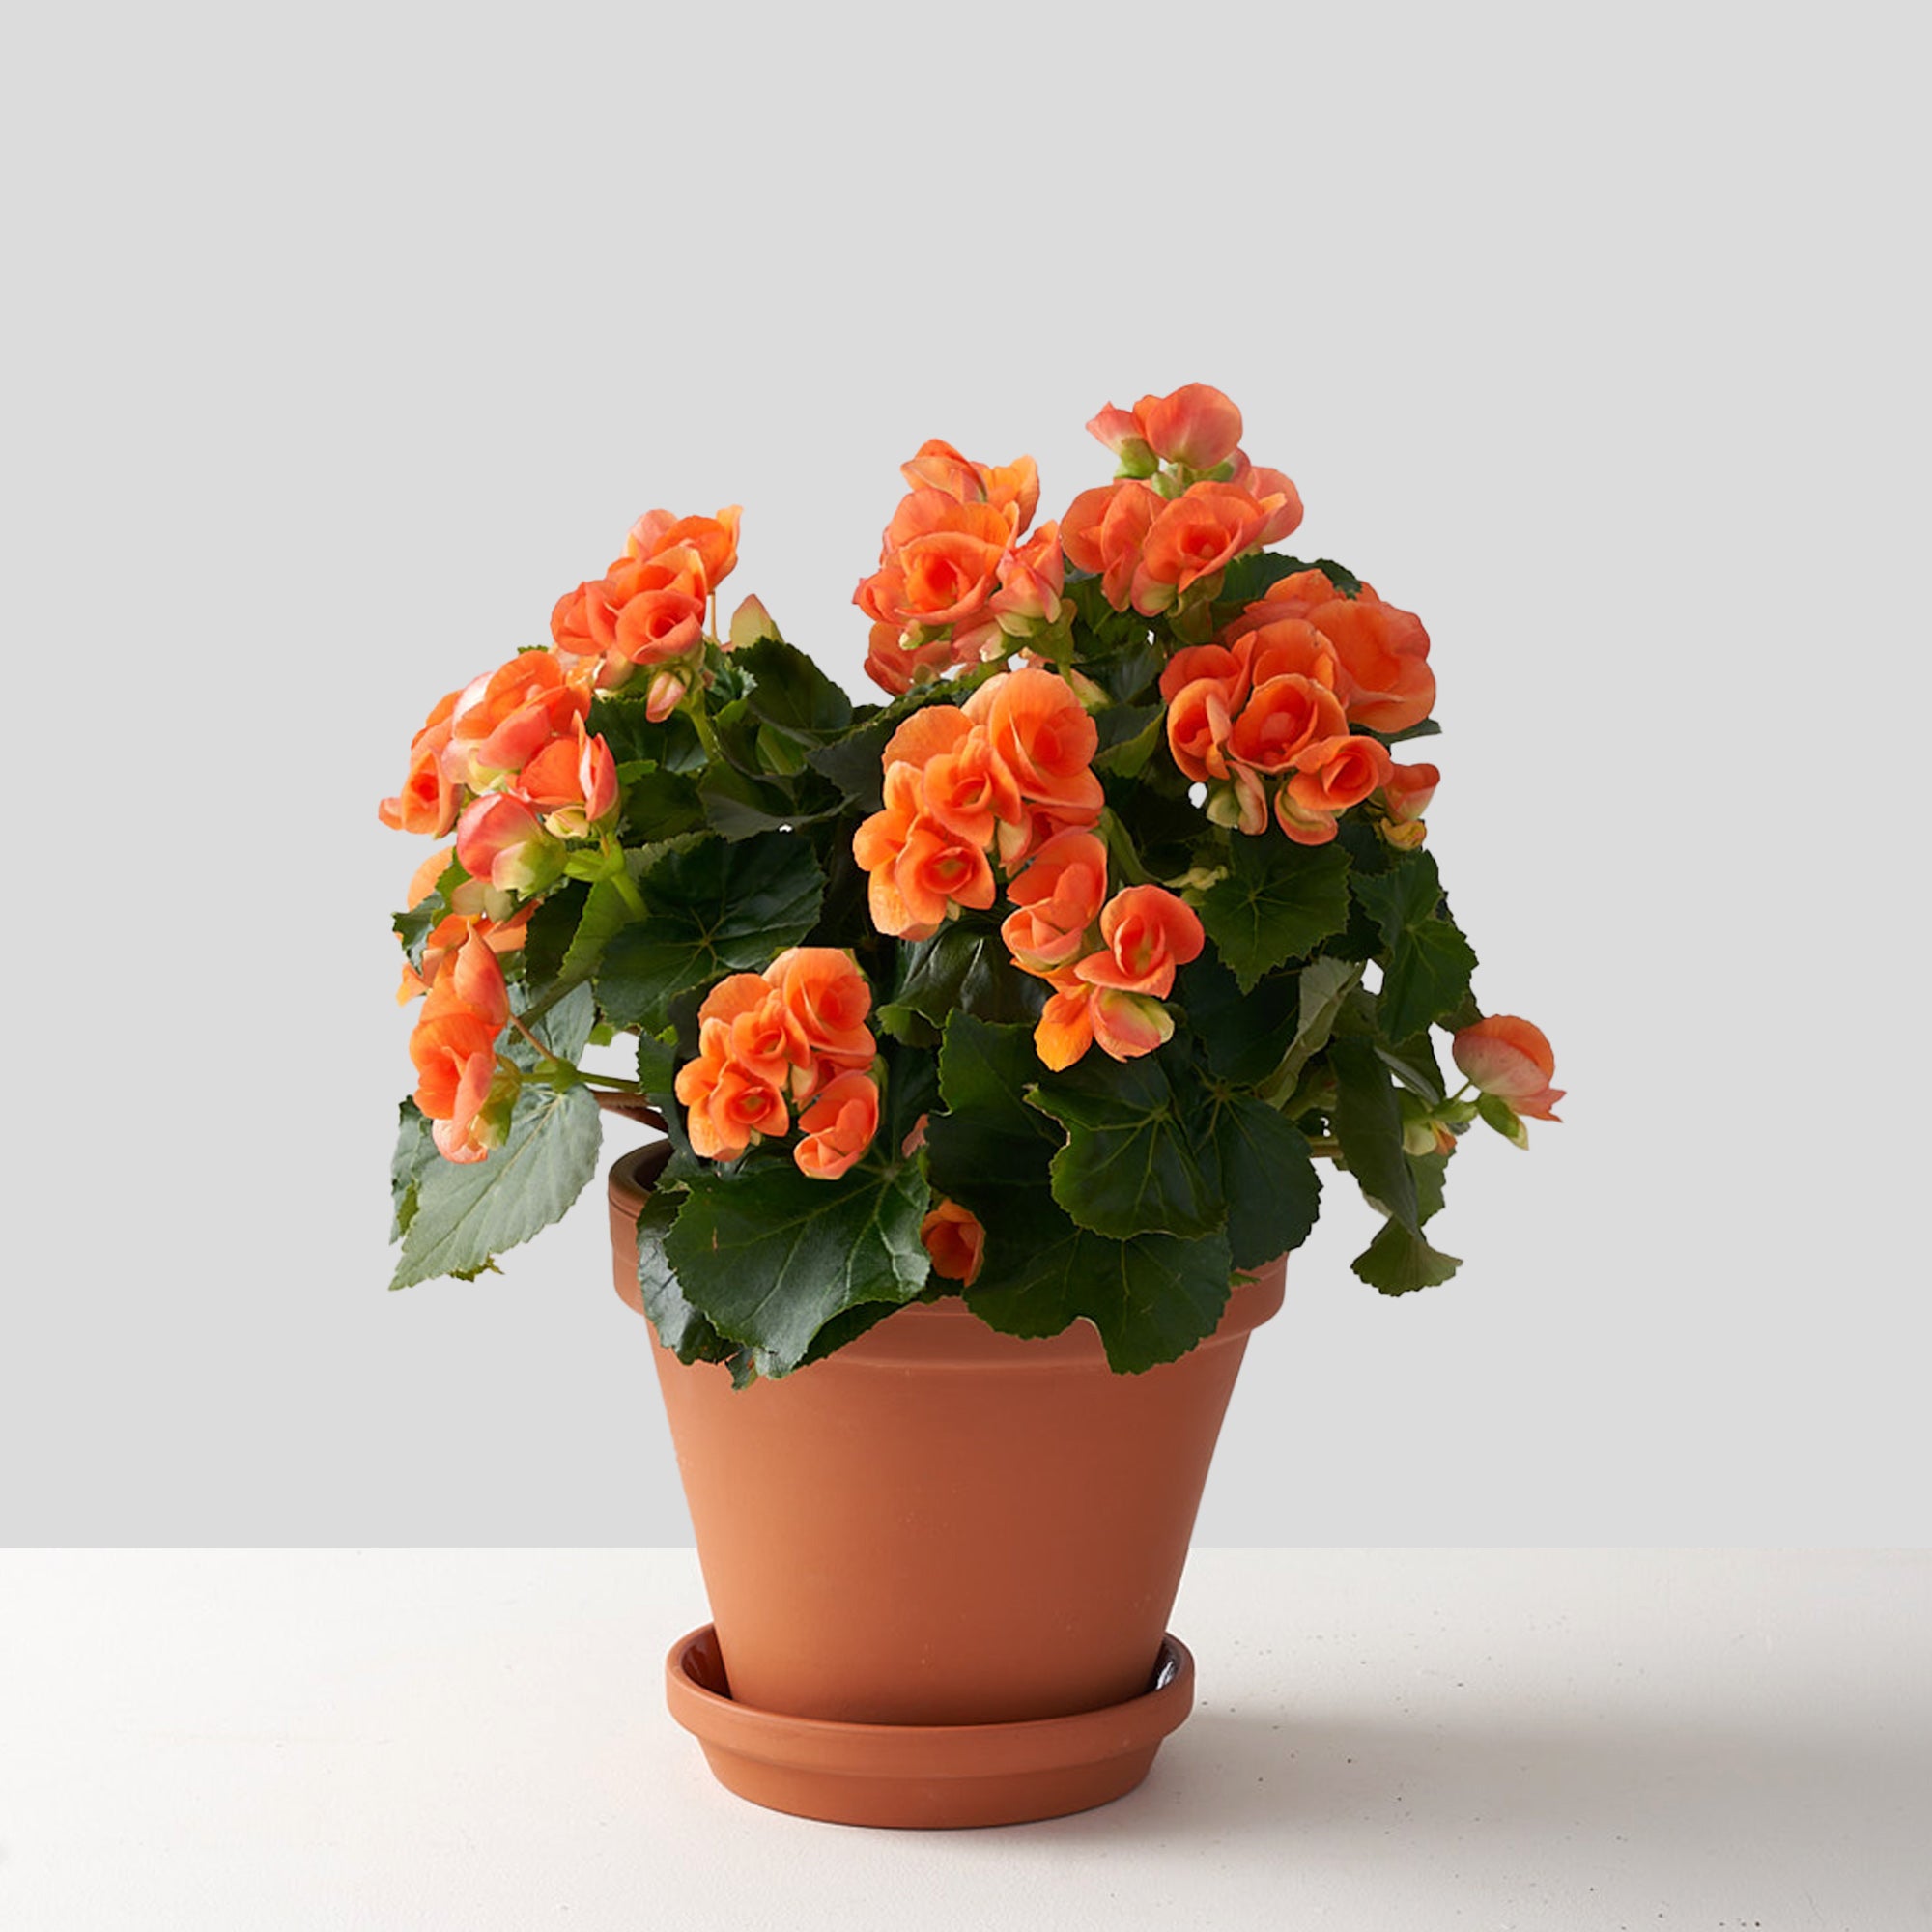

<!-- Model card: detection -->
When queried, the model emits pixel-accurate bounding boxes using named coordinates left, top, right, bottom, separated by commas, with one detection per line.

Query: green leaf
left=390, top=1084, right=604, bottom=1289
left=635, top=1029, right=678, bottom=1096
left=503, top=981, right=597, bottom=1067
left=1350, top=1215, right=1463, bottom=1295
left=734, top=636, right=854, bottom=741
left=1094, top=704, right=1165, bottom=777
left=519, top=881, right=589, bottom=986
left=633, top=1179, right=741, bottom=1367
left=1409, top=1150, right=1451, bottom=1223
left=966, top=1184, right=1236, bottom=1374
left=1207, top=1094, right=1321, bottom=1269
left=929, top=1014, right=1059, bottom=1165
left=596, top=831, right=824, bottom=1029
left=878, top=926, right=1044, bottom=1046
left=1197, top=837, right=1352, bottom=991
left=1329, top=1035, right=1419, bottom=1232
left=1268, top=956, right=1362, bottom=1095
left=588, top=692, right=705, bottom=774
left=1176, top=953, right=1300, bottom=1085
left=389, top=1100, right=435, bottom=1241
left=1350, top=851, right=1478, bottom=1042
left=1026, top=1052, right=1224, bottom=1241
left=664, top=1162, right=931, bottom=1377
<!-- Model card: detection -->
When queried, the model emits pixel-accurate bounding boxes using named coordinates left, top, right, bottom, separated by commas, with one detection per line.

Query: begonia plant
left=381, top=385, right=1561, bottom=1380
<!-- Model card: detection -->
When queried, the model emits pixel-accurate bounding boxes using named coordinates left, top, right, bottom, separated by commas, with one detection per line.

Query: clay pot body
left=608, top=1143, right=1284, bottom=1733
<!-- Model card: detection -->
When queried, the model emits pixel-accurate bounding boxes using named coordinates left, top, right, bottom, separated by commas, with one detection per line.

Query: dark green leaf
left=587, top=692, right=705, bottom=773
left=664, top=1162, right=931, bottom=1377
left=1409, top=1150, right=1451, bottom=1223
left=1176, top=953, right=1299, bottom=1084
left=1208, top=1094, right=1321, bottom=1269
left=390, top=1084, right=603, bottom=1289
left=1094, top=703, right=1164, bottom=777
left=1330, top=1035, right=1418, bottom=1232
left=879, top=927, right=1044, bottom=1046
left=1350, top=851, right=1478, bottom=1042
left=520, top=881, right=589, bottom=987
left=1026, top=1053, right=1223, bottom=1241
left=596, top=831, right=824, bottom=1029
left=734, top=636, right=854, bottom=740
left=1197, top=837, right=1352, bottom=991
left=965, top=1183, right=1236, bottom=1374
left=615, top=767, right=707, bottom=843
left=634, top=1179, right=741, bottom=1367
left=635, top=1029, right=678, bottom=1096
left=1350, top=1215, right=1462, bottom=1295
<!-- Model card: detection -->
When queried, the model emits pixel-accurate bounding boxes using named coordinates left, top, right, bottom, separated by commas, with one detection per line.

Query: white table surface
left=2, top=1549, right=1926, bottom=1930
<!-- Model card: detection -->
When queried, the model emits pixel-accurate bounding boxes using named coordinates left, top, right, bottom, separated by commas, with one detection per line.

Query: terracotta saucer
left=664, top=1624, right=1196, bottom=1829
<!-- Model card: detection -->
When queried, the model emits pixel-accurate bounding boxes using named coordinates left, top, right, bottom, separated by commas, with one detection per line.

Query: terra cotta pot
left=608, top=1140, right=1284, bottom=1825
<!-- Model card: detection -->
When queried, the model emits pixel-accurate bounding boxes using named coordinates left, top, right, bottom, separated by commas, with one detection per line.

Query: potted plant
left=380, top=384, right=1562, bottom=1828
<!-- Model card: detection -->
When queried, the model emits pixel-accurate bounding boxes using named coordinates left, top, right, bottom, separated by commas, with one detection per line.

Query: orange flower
left=1033, top=978, right=1175, bottom=1069
left=863, top=620, right=954, bottom=696
left=852, top=763, right=997, bottom=941
left=697, top=974, right=800, bottom=1092
left=793, top=1070, right=881, bottom=1180
left=1034, top=980, right=1095, bottom=1071
left=1232, top=572, right=1435, bottom=734
left=519, top=719, right=618, bottom=838
left=856, top=491, right=1015, bottom=632
left=1129, top=482, right=1270, bottom=616
left=1165, top=674, right=1240, bottom=783
left=1240, top=618, right=1342, bottom=693
left=962, top=668, right=1104, bottom=845
left=1275, top=735, right=1395, bottom=845
left=921, top=1199, right=986, bottom=1285
left=1001, top=829, right=1110, bottom=974
left=1225, top=452, right=1305, bottom=545
left=378, top=689, right=463, bottom=837
left=626, top=506, right=742, bottom=598
left=1132, top=383, right=1245, bottom=470
left=1059, top=479, right=1161, bottom=611
left=898, top=440, right=1039, bottom=534
left=767, top=948, right=877, bottom=1096
left=1453, top=1017, right=1564, bottom=1122
left=455, top=792, right=564, bottom=896
left=1074, top=885, right=1205, bottom=998
left=674, top=1015, right=791, bottom=1159
left=1381, top=761, right=1440, bottom=850
left=612, top=577, right=707, bottom=668
left=1226, top=674, right=1349, bottom=775
left=409, top=932, right=514, bottom=1164
left=443, top=654, right=590, bottom=791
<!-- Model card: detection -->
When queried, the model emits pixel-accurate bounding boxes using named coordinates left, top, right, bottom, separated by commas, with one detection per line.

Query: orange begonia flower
left=1226, top=675, right=1350, bottom=776
left=1074, top=886, right=1205, bottom=999
left=443, top=653, right=590, bottom=791
left=962, top=669, right=1103, bottom=828
left=767, top=948, right=876, bottom=1097
left=1275, top=735, right=1395, bottom=845
left=793, top=1070, right=881, bottom=1180
left=921, top=1199, right=986, bottom=1286
left=378, top=688, right=463, bottom=837
left=1453, top=1017, right=1564, bottom=1122
left=853, top=763, right=997, bottom=941
left=1129, top=482, right=1270, bottom=617
left=1132, top=384, right=1244, bottom=471
left=675, top=1015, right=791, bottom=1160
left=1059, top=479, right=1161, bottom=611
left=1002, top=829, right=1110, bottom=975
left=409, top=932, right=513, bottom=1164
left=520, top=719, right=619, bottom=838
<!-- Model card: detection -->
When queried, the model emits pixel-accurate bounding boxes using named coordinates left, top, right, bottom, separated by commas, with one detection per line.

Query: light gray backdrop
left=5, top=3, right=1922, bottom=1545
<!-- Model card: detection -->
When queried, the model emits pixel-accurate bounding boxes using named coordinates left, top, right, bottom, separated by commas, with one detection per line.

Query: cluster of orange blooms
left=673, top=949, right=882, bottom=1179
left=852, top=665, right=1204, bottom=1070
left=855, top=443, right=1066, bottom=696
left=552, top=507, right=744, bottom=719
left=1162, top=570, right=1439, bottom=846
left=381, top=506, right=741, bottom=1164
